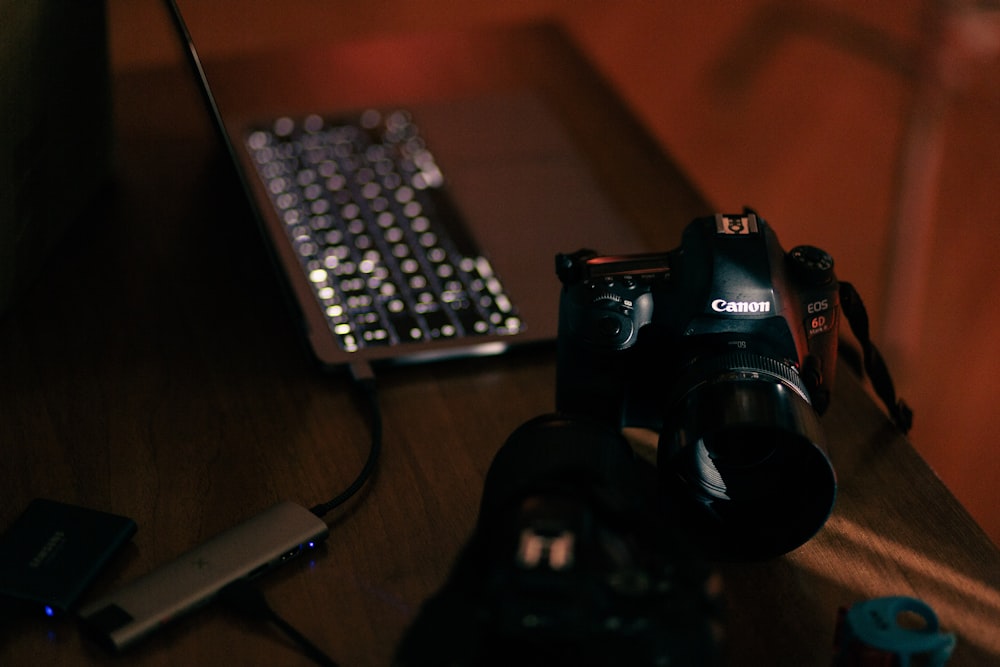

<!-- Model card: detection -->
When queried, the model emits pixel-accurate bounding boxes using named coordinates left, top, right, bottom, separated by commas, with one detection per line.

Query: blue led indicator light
left=44, top=606, right=55, bottom=617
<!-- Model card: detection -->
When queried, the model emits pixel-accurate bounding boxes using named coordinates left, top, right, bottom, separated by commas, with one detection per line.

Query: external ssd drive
left=77, top=500, right=329, bottom=652
left=0, top=498, right=137, bottom=616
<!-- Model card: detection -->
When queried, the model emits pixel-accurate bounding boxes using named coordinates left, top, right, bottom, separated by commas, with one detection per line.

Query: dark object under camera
left=556, top=211, right=840, bottom=560
left=394, top=414, right=721, bottom=666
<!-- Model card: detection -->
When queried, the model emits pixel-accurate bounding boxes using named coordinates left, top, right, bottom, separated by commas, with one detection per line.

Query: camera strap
left=838, top=282, right=913, bottom=435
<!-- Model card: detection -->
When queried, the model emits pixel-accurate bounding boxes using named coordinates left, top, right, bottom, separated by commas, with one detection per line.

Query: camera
left=394, top=414, right=721, bottom=666
left=394, top=211, right=912, bottom=664
left=555, top=211, right=839, bottom=559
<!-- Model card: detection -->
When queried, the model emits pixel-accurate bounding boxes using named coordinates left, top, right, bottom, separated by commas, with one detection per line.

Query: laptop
left=166, top=1, right=648, bottom=369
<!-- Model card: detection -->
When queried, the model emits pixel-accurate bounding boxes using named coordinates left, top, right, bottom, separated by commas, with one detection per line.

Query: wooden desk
left=1, top=23, right=998, bottom=667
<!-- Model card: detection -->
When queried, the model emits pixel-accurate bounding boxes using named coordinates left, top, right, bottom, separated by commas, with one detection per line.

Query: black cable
left=164, top=5, right=383, bottom=662
left=218, top=578, right=339, bottom=667
left=165, top=0, right=385, bottom=515
left=309, top=361, right=383, bottom=518
left=220, top=362, right=382, bottom=665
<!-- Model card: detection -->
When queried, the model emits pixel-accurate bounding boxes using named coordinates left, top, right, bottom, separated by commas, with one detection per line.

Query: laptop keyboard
left=244, top=110, right=523, bottom=353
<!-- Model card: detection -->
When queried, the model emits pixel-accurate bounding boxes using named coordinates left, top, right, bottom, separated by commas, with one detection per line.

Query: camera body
left=556, top=212, right=839, bottom=559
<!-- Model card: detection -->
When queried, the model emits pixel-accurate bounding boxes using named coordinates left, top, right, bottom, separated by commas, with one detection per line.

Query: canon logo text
left=711, top=299, right=771, bottom=314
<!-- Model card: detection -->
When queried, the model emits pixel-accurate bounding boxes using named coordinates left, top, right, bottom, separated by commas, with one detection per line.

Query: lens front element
left=658, top=353, right=837, bottom=559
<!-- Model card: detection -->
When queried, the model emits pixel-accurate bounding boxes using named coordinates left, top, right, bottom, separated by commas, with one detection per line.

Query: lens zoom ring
left=688, top=351, right=811, bottom=404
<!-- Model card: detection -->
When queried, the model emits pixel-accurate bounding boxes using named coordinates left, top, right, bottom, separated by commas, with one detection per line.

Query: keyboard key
left=244, top=109, right=524, bottom=352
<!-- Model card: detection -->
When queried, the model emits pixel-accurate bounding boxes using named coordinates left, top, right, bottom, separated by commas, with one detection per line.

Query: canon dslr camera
left=556, top=211, right=839, bottom=559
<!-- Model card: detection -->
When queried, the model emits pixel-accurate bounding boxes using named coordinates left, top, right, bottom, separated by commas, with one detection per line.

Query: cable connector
left=348, top=360, right=375, bottom=386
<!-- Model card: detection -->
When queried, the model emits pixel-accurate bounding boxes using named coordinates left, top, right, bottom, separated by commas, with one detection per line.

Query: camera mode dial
left=571, top=280, right=653, bottom=351
left=787, top=245, right=835, bottom=286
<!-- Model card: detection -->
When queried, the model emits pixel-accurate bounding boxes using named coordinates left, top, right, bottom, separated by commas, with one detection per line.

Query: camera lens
left=657, top=352, right=836, bottom=560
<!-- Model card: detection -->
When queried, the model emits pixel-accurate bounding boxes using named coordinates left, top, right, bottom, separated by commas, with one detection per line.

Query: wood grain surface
left=2, top=18, right=997, bottom=667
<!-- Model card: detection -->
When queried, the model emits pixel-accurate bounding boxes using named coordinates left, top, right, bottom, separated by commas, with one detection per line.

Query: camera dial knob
left=580, top=289, right=635, bottom=349
left=788, top=245, right=835, bottom=286
left=591, top=289, right=624, bottom=307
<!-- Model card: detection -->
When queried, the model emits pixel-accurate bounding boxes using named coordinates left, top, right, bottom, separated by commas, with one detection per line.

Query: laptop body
left=166, top=2, right=648, bottom=369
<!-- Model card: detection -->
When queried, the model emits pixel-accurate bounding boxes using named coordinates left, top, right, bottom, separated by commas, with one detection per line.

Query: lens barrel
left=658, top=352, right=836, bottom=560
